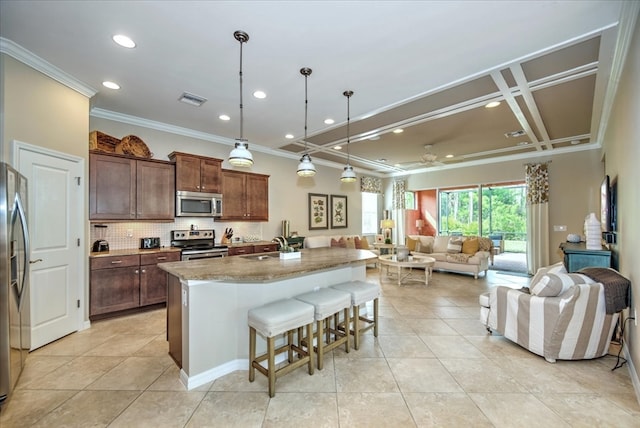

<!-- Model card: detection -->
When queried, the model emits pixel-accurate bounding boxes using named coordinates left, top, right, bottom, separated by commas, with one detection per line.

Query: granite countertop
left=90, top=247, right=181, bottom=258
left=158, top=247, right=377, bottom=282
left=226, top=240, right=276, bottom=248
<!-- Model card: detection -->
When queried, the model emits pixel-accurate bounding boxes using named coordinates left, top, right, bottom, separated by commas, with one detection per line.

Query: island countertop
left=158, top=247, right=377, bottom=282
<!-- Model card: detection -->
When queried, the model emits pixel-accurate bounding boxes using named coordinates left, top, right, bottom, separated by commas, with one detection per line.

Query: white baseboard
left=623, top=343, right=640, bottom=405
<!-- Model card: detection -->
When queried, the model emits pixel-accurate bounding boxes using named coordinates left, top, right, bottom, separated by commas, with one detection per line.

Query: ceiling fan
left=396, top=144, right=445, bottom=169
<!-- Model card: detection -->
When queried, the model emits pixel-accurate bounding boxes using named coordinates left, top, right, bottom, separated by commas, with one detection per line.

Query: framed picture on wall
left=308, top=193, right=329, bottom=230
left=375, top=234, right=384, bottom=243
left=330, top=195, right=348, bottom=228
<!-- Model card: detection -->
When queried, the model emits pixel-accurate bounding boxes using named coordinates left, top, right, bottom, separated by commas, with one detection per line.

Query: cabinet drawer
left=91, top=255, right=139, bottom=270
left=228, top=246, right=254, bottom=256
left=141, top=252, right=181, bottom=265
left=254, top=243, right=278, bottom=253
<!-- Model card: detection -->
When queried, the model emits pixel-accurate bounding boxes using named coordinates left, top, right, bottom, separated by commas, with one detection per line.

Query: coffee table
left=378, top=254, right=436, bottom=286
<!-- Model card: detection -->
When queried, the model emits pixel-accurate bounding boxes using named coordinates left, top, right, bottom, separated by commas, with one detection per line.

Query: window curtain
left=392, top=180, right=406, bottom=244
left=360, top=176, right=382, bottom=193
left=525, top=162, right=550, bottom=274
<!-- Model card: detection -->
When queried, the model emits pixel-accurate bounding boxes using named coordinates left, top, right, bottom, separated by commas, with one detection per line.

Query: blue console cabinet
left=560, top=242, right=611, bottom=272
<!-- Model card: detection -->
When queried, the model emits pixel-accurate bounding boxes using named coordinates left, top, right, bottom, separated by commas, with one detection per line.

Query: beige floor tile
left=276, top=354, right=336, bottom=393
left=187, top=391, right=269, bottom=427
left=495, top=356, right=592, bottom=394
left=466, top=334, right=537, bottom=359
left=30, top=331, right=114, bottom=357
left=86, top=356, right=172, bottom=390
left=334, top=358, right=399, bottom=393
left=444, top=318, right=490, bottom=336
left=132, top=334, right=171, bottom=357
left=332, top=334, right=385, bottom=359
left=420, top=335, right=487, bottom=358
left=439, top=358, right=528, bottom=393
left=82, top=333, right=158, bottom=357
left=536, top=393, right=640, bottom=427
left=20, top=356, right=125, bottom=390
left=469, top=392, right=570, bottom=427
left=337, top=392, right=416, bottom=427
left=393, top=303, right=438, bottom=319
left=607, top=392, right=640, bottom=417
left=387, top=358, right=463, bottom=393
left=404, top=392, right=493, bottom=427
left=554, top=357, right=635, bottom=394
left=31, top=390, right=140, bottom=428
left=377, top=334, right=436, bottom=358
left=405, top=318, right=459, bottom=336
left=109, top=391, right=205, bottom=427
left=15, top=355, right=74, bottom=388
left=264, top=392, right=339, bottom=427
left=148, top=364, right=212, bottom=392
left=431, top=306, right=476, bottom=319
left=376, top=317, right=417, bottom=336
left=0, top=389, right=77, bottom=427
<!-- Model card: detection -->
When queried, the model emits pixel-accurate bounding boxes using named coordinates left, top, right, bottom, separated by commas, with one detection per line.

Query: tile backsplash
left=90, top=219, right=264, bottom=250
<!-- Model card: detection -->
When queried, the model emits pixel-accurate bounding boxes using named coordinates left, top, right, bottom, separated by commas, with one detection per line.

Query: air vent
left=504, top=130, right=526, bottom=138
left=178, top=92, right=207, bottom=107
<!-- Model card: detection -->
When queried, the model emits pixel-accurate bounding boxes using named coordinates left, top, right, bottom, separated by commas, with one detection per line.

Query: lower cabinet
left=228, top=243, right=278, bottom=256
left=90, top=251, right=180, bottom=318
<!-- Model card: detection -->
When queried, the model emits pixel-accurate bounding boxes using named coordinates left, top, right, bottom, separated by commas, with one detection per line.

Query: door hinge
left=77, top=238, right=81, bottom=247
left=77, top=299, right=80, bottom=308
left=75, top=177, right=81, bottom=186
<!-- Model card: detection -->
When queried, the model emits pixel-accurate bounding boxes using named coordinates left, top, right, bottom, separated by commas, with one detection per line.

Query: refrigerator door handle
left=10, top=192, right=30, bottom=312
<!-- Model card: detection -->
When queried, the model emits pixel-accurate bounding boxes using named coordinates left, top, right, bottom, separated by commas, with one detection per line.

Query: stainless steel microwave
left=175, top=191, right=223, bottom=217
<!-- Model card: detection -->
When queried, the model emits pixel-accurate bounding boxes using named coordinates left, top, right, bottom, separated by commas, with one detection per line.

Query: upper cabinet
left=169, top=152, right=222, bottom=193
left=221, top=169, right=269, bottom=221
left=89, top=152, right=175, bottom=221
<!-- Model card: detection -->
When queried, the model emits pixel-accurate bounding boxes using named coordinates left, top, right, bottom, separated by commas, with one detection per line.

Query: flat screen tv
left=600, top=175, right=611, bottom=232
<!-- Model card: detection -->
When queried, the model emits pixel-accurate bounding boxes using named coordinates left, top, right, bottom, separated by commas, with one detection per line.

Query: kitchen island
left=158, top=247, right=377, bottom=390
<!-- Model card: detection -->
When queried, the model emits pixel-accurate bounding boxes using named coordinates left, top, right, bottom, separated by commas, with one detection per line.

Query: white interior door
left=17, top=144, right=83, bottom=350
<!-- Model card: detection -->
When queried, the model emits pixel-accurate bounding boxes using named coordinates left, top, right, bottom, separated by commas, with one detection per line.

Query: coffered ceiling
left=0, top=1, right=633, bottom=177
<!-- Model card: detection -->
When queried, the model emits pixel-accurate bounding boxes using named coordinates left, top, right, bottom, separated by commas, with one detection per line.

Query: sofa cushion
left=432, top=236, right=449, bottom=253
left=359, top=236, right=371, bottom=250
left=462, top=238, right=479, bottom=254
left=406, top=236, right=418, bottom=252
left=447, top=237, right=464, bottom=253
left=344, top=237, right=357, bottom=249
left=530, top=267, right=594, bottom=297
left=331, top=237, right=346, bottom=248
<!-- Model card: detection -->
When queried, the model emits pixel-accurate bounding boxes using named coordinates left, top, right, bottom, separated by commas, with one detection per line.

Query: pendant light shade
left=228, top=30, right=254, bottom=167
left=297, top=67, right=316, bottom=177
left=340, top=90, right=356, bottom=183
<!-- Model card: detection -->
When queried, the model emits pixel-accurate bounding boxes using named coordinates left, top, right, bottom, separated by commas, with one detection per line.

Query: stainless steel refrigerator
left=0, top=162, right=30, bottom=404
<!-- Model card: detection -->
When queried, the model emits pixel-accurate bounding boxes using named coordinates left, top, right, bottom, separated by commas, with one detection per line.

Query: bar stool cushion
left=331, top=281, right=380, bottom=306
left=294, top=288, right=351, bottom=320
left=248, top=299, right=314, bottom=338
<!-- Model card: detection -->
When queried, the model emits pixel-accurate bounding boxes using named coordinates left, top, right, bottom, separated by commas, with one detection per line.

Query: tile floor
left=1, top=269, right=639, bottom=427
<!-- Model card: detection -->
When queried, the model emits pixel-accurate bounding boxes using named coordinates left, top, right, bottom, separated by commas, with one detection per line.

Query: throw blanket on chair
left=578, top=267, right=630, bottom=314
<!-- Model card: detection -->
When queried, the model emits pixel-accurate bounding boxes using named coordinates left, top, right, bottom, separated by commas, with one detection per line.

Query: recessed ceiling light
left=112, top=34, right=136, bottom=48
left=102, top=81, right=120, bottom=90
left=377, top=158, right=387, bottom=162
left=219, top=114, right=230, bottom=121
left=393, top=129, right=403, bottom=134
left=505, top=130, right=526, bottom=138
left=324, top=118, right=335, bottom=125
left=485, top=101, right=501, bottom=108
left=285, top=134, right=294, bottom=139
left=517, top=141, right=530, bottom=146
left=253, top=90, right=266, bottom=99
left=334, top=145, right=342, bottom=150
left=445, top=154, right=454, bottom=158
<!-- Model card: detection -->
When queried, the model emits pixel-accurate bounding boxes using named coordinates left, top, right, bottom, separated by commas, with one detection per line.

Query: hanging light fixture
left=340, top=90, right=357, bottom=183
left=228, top=30, right=254, bottom=167
left=297, top=67, right=316, bottom=177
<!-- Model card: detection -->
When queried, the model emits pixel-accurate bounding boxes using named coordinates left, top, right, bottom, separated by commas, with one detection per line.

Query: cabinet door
left=90, top=153, right=136, bottom=220
left=140, top=252, right=181, bottom=306
left=221, top=170, right=247, bottom=220
left=228, top=246, right=255, bottom=256
left=246, top=174, right=269, bottom=220
left=136, top=161, right=175, bottom=220
left=90, top=266, right=140, bottom=316
left=254, top=243, right=278, bottom=253
left=174, top=155, right=202, bottom=192
left=200, top=158, right=222, bottom=193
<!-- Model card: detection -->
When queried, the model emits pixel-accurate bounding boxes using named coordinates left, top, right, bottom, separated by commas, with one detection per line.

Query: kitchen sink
left=240, top=252, right=279, bottom=260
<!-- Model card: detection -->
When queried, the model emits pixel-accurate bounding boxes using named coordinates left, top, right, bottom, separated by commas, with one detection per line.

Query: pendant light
left=297, top=67, right=316, bottom=177
left=228, top=30, right=254, bottom=167
left=340, top=90, right=357, bottom=183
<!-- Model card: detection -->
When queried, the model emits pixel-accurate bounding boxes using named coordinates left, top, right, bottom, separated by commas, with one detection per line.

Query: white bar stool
left=294, top=288, right=351, bottom=369
left=330, top=280, right=380, bottom=350
left=248, top=298, right=315, bottom=397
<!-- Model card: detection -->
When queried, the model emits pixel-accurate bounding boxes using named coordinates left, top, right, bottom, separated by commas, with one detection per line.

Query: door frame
left=12, top=140, right=88, bottom=332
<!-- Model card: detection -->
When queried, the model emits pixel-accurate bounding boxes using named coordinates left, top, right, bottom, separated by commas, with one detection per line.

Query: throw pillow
left=406, top=237, right=418, bottom=252
left=530, top=270, right=593, bottom=297
left=447, top=237, right=464, bottom=253
left=354, top=236, right=362, bottom=249
left=331, top=238, right=346, bottom=248
left=462, top=238, right=479, bottom=254
left=477, top=237, right=493, bottom=252
left=360, top=236, right=370, bottom=249
left=344, top=237, right=356, bottom=249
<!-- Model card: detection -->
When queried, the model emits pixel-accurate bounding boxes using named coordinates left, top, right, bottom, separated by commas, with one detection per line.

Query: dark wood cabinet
left=89, top=152, right=175, bottom=221
left=228, top=242, right=278, bottom=256
left=169, top=152, right=222, bottom=193
left=560, top=242, right=612, bottom=272
left=221, top=169, right=269, bottom=221
left=140, top=252, right=181, bottom=306
left=90, top=250, right=181, bottom=318
left=167, top=274, right=182, bottom=367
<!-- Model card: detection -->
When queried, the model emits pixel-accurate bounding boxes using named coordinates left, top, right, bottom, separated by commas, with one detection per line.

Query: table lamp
left=415, top=219, right=424, bottom=235
left=380, top=219, right=395, bottom=244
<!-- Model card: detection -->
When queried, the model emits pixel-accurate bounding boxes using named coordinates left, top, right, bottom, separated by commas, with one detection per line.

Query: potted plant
left=273, top=236, right=301, bottom=259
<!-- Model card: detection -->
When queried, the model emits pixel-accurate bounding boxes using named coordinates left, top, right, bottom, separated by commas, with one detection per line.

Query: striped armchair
left=480, top=277, right=618, bottom=362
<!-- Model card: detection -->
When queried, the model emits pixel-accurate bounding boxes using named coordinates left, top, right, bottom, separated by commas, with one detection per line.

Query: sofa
left=479, top=263, right=630, bottom=362
left=303, top=235, right=379, bottom=266
left=406, top=235, right=492, bottom=279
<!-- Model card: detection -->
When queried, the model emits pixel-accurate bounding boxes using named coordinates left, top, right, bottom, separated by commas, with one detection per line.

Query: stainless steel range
left=171, top=229, right=228, bottom=261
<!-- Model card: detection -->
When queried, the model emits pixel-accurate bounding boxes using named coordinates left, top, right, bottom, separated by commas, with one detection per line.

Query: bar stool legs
left=330, top=280, right=380, bottom=350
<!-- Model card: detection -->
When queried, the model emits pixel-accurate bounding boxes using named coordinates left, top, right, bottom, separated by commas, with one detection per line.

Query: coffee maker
left=92, top=224, right=109, bottom=252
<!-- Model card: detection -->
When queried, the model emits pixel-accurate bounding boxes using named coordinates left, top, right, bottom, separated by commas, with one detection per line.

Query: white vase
left=584, top=212, right=601, bottom=250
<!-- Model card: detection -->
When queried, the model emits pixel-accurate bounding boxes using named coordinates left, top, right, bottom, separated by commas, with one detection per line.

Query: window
left=361, top=192, right=379, bottom=234
left=404, top=191, right=416, bottom=210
